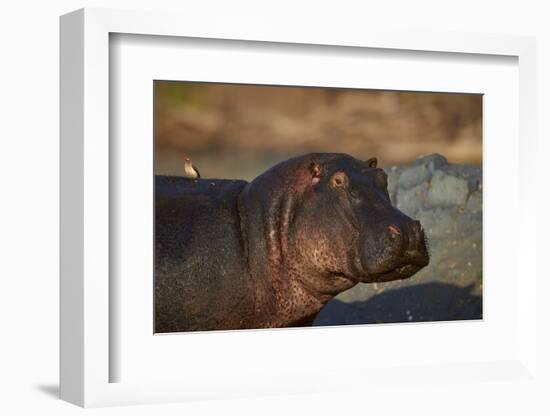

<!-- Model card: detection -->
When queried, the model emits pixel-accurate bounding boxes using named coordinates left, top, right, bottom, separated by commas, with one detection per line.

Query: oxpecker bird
left=183, top=157, right=200, bottom=179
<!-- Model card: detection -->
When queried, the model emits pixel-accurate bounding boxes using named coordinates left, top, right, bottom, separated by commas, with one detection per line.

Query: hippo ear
left=365, top=157, right=378, bottom=168
left=308, top=162, right=323, bottom=185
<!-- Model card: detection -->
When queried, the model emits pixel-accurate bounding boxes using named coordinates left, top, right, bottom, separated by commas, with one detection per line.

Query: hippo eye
left=330, top=171, right=348, bottom=188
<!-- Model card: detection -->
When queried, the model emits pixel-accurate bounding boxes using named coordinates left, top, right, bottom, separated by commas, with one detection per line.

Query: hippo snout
left=360, top=217, right=430, bottom=283
left=387, top=220, right=427, bottom=260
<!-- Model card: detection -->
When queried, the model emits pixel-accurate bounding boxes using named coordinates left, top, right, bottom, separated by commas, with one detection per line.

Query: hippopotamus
left=155, top=153, right=429, bottom=333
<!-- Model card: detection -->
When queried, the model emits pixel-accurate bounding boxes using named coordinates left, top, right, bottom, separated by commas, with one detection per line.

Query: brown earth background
left=154, top=81, right=482, bottom=179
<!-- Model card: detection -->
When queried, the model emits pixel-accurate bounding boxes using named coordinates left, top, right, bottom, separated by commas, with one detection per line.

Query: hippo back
left=155, top=176, right=252, bottom=332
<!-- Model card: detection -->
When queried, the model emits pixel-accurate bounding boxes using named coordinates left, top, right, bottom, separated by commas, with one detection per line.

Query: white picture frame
left=60, top=7, right=537, bottom=408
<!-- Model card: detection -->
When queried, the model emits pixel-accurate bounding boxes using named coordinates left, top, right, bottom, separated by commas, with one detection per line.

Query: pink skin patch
left=293, top=163, right=322, bottom=192
left=388, top=224, right=401, bottom=236
left=308, top=162, right=323, bottom=188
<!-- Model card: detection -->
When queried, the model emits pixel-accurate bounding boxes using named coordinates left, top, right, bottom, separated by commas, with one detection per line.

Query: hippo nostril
left=388, top=224, right=401, bottom=238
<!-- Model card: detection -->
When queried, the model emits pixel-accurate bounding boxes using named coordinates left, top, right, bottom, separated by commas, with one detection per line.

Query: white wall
left=1, top=1, right=548, bottom=415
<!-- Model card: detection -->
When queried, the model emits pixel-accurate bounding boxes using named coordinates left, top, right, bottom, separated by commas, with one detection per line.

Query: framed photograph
left=153, top=81, right=479, bottom=334
left=60, top=8, right=537, bottom=407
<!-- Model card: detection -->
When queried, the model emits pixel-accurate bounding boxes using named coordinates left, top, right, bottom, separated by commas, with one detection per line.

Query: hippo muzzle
left=358, top=214, right=430, bottom=283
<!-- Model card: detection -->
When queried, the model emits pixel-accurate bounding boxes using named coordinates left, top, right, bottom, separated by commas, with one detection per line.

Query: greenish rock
left=395, top=182, right=428, bottom=216
left=426, top=170, right=469, bottom=208
left=456, top=212, right=482, bottom=236
left=397, top=164, right=431, bottom=189
left=418, top=153, right=448, bottom=173
left=466, top=191, right=482, bottom=213
left=415, top=208, right=457, bottom=240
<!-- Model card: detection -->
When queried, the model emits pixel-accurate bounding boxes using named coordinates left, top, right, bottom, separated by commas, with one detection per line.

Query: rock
left=395, top=182, right=428, bottom=216
left=466, top=191, right=482, bottom=214
left=418, top=153, right=448, bottom=172
left=397, top=164, right=432, bottom=189
left=456, top=211, right=482, bottom=237
left=415, top=208, right=457, bottom=239
left=426, top=170, right=469, bottom=208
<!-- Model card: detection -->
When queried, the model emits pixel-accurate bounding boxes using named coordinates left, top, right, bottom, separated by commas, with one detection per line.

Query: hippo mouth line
left=359, top=252, right=429, bottom=283
left=365, top=264, right=423, bottom=283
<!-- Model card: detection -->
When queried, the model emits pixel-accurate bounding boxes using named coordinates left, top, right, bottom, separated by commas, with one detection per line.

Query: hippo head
left=240, top=153, right=429, bottom=300
left=292, top=154, right=429, bottom=285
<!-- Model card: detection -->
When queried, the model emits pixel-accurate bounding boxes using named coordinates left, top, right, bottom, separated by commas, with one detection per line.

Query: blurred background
left=154, top=81, right=482, bottom=180
left=155, top=81, right=483, bottom=325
